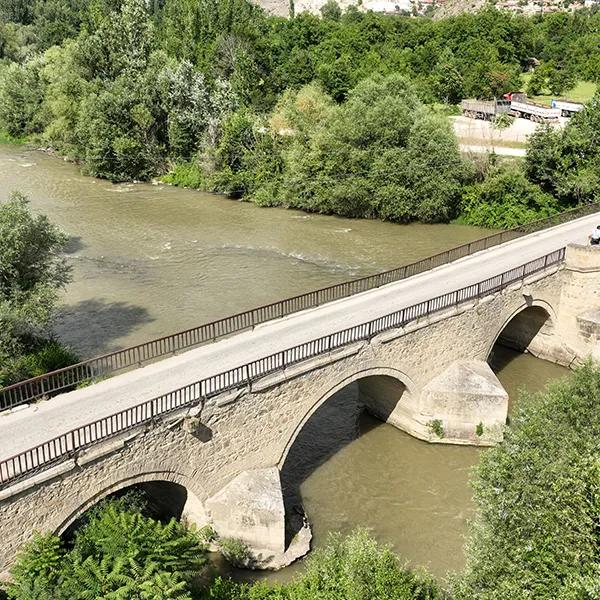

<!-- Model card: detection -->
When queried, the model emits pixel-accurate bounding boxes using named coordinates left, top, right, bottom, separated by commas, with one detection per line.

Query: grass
left=0, top=128, right=29, bottom=145
left=457, top=137, right=528, bottom=149
left=520, top=73, right=597, bottom=105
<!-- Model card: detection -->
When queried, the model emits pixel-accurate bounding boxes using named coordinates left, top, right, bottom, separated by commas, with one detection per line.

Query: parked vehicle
left=460, top=99, right=511, bottom=120
left=503, top=92, right=561, bottom=122
left=461, top=93, right=561, bottom=122
left=551, top=98, right=585, bottom=117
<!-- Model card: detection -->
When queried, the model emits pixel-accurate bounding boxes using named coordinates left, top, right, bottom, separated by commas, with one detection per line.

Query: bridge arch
left=55, top=471, right=206, bottom=537
left=278, top=366, right=417, bottom=468
left=486, top=299, right=557, bottom=361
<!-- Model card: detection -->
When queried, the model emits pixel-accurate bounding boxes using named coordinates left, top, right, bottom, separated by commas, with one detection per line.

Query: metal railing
left=1, top=201, right=598, bottom=412
left=0, top=248, right=566, bottom=490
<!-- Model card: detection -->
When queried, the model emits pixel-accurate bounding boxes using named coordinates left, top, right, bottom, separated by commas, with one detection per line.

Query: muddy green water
left=0, top=145, right=569, bottom=580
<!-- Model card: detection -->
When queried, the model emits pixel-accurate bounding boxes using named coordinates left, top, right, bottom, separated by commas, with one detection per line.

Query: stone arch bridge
left=1, top=221, right=600, bottom=572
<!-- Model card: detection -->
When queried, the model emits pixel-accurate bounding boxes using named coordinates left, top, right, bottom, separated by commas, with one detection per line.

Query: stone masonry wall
left=0, top=264, right=577, bottom=572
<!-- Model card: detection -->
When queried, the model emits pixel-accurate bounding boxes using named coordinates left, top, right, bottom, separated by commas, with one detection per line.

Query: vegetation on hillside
left=0, top=191, right=76, bottom=387
left=1, top=0, right=600, bottom=226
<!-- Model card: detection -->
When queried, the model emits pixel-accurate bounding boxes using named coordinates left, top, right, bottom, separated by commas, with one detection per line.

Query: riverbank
left=0, top=143, right=575, bottom=582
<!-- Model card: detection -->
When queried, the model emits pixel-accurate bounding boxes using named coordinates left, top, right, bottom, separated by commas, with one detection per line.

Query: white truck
left=504, top=93, right=561, bottom=122
left=551, top=99, right=585, bottom=117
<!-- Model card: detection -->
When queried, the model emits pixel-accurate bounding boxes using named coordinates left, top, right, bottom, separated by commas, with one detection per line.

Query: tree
left=525, top=95, right=600, bottom=205
left=453, top=362, right=600, bottom=598
left=0, top=57, right=46, bottom=137
left=280, top=74, right=467, bottom=223
left=320, top=0, right=342, bottom=20
left=0, top=0, right=34, bottom=24
left=0, top=191, right=71, bottom=357
left=432, top=48, right=464, bottom=104
left=461, top=166, right=559, bottom=228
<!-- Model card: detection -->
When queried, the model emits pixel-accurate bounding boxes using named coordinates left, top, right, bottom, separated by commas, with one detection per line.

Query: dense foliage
left=461, top=165, right=559, bottom=228
left=180, top=75, right=469, bottom=222
left=203, top=530, right=441, bottom=600
left=1, top=0, right=600, bottom=225
left=453, top=362, right=600, bottom=598
left=0, top=191, right=76, bottom=386
left=526, top=95, right=600, bottom=205
left=7, top=496, right=208, bottom=600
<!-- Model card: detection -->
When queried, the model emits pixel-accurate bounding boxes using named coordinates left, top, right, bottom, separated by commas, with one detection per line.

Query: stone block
left=420, top=360, right=508, bottom=445
left=576, top=309, right=600, bottom=339
left=565, top=244, right=600, bottom=273
left=206, top=467, right=285, bottom=555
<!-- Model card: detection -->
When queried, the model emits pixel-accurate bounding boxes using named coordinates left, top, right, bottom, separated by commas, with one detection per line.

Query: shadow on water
left=280, top=384, right=377, bottom=546
left=488, top=344, right=519, bottom=373
left=281, top=385, right=361, bottom=488
left=53, top=299, right=154, bottom=357
left=64, top=235, right=85, bottom=255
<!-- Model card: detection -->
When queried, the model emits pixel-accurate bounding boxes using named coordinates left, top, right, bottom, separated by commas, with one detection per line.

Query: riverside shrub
left=203, top=530, right=442, bottom=600
left=461, top=166, right=560, bottom=228
left=6, top=496, right=207, bottom=600
left=453, top=362, right=600, bottom=599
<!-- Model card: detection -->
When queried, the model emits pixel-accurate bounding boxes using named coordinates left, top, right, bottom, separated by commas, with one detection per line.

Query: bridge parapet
left=1, top=245, right=597, bottom=575
left=1, top=202, right=599, bottom=413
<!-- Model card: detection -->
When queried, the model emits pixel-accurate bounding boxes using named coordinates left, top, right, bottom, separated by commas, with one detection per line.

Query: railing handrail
left=0, top=248, right=566, bottom=490
left=1, top=202, right=597, bottom=412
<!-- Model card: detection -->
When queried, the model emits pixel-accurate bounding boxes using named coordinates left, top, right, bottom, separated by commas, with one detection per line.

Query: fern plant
left=7, top=497, right=208, bottom=600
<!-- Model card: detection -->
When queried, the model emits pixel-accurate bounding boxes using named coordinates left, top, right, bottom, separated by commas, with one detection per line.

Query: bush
left=202, top=530, right=442, bottom=600
left=453, top=362, right=600, bottom=599
left=7, top=497, right=208, bottom=600
left=162, top=162, right=208, bottom=190
left=461, top=167, right=560, bottom=228
left=0, top=338, right=78, bottom=387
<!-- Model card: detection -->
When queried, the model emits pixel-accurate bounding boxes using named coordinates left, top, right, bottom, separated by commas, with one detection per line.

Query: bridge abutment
left=556, top=244, right=600, bottom=363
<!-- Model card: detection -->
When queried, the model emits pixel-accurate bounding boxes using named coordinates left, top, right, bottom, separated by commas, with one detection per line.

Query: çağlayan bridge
left=1, top=211, right=600, bottom=571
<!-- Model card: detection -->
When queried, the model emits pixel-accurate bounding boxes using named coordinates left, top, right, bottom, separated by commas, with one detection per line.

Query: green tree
left=432, top=48, right=464, bottom=104
left=0, top=191, right=71, bottom=358
left=0, top=0, right=33, bottom=24
left=7, top=497, right=207, bottom=600
left=461, top=166, right=559, bottom=228
left=453, top=362, right=600, bottom=598
left=0, top=57, right=46, bottom=137
left=280, top=74, right=467, bottom=222
left=525, top=95, right=600, bottom=205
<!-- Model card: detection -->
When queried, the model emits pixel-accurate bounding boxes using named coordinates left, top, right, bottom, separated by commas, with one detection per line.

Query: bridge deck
left=0, top=213, right=598, bottom=462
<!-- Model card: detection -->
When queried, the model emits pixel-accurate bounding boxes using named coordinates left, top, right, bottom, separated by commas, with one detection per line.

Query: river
left=0, top=145, right=569, bottom=580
